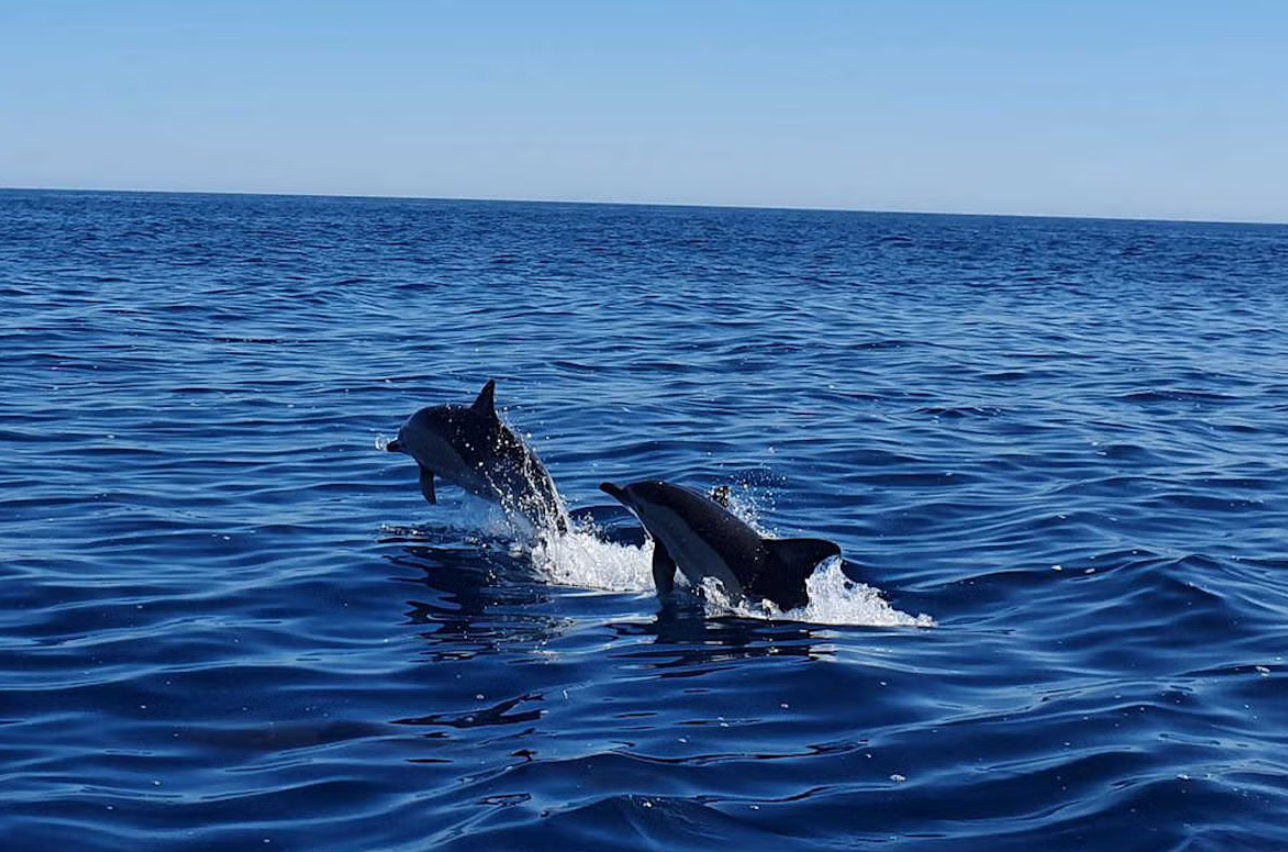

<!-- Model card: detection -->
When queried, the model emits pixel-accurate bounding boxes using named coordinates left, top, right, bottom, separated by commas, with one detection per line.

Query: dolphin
left=387, top=380, right=568, bottom=533
left=599, top=480, right=840, bottom=611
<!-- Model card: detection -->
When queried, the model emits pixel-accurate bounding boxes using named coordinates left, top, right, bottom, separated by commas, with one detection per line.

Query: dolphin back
left=754, top=537, right=841, bottom=611
left=391, top=379, right=569, bottom=533
left=481, top=386, right=568, bottom=534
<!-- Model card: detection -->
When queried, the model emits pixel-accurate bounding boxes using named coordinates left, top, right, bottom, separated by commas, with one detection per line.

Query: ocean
left=3, top=188, right=1286, bottom=850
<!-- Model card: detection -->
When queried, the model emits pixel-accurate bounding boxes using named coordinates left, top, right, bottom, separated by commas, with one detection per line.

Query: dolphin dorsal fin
left=471, top=380, right=498, bottom=416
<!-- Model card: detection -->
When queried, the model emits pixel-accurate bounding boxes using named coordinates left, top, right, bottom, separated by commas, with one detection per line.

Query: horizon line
left=2, top=183, right=1285, bottom=229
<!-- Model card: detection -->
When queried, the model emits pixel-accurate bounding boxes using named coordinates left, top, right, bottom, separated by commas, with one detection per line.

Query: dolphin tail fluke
left=759, top=537, right=842, bottom=610
left=766, top=537, right=841, bottom=575
left=472, top=379, right=497, bottom=415
left=418, top=466, right=438, bottom=504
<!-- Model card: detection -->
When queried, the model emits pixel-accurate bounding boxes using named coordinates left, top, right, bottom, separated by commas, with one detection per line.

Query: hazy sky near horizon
left=3, top=1, right=1286, bottom=222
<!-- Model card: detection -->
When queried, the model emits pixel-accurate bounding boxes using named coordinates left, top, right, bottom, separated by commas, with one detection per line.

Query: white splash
left=394, top=460, right=935, bottom=628
left=531, top=526, right=934, bottom=628
left=530, top=524, right=654, bottom=594
left=789, top=558, right=935, bottom=627
left=695, top=557, right=934, bottom=628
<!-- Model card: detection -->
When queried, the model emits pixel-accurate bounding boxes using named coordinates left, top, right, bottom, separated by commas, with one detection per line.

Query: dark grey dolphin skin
left=600, top=480, right=840, bottom=611
left=387, top=380, right=568, bottom=533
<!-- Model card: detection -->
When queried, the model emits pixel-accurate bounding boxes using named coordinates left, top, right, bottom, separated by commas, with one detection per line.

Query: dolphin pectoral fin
left=651, top=538, right=677, bottom=596
left=758, top=537, right=842, bottom=611
left=418, top=467, right=438, bottom=504
left=471, top=380, right=498, bottom=416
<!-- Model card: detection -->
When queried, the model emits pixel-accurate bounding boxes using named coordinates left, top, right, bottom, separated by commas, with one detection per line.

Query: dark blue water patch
left=3, top=189, right=1288, bottom=850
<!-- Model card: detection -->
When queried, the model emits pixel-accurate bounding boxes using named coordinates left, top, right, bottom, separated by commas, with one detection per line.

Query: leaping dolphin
left=387, top=380, right=568, bottom=533
left=600, top=480, right=840, bottom=611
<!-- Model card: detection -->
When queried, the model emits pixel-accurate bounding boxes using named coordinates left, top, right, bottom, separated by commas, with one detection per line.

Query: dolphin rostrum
left=599, top=480, right=840, bottom=611
left=387, top=380, right=568, bottom=533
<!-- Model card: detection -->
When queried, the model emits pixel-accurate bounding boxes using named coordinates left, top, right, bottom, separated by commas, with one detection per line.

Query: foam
left=693, top=557, right=934, bottom=627
left=531, top=525, right=934, bottom=628
left=530, top=524, right=653, bottom=594
left=397, top=463, right=934, bottom=627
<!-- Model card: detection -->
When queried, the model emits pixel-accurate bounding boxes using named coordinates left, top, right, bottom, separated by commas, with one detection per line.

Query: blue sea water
left=3, top=188, right=1288, bottom=850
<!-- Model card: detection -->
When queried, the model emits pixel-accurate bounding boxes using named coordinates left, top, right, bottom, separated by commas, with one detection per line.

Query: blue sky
left=3, top=1, right=1286, bottom=221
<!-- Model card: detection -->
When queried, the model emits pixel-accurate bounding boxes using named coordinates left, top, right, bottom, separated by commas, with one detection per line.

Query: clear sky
left=3, top=0, right=1286, bottom=222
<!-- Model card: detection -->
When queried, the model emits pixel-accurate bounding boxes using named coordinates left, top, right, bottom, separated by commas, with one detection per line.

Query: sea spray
left=531, top=522, right=933, bottom=627
left=530, top=523, right=654, bottom=594
left=699, top=558, right=934, bottom=628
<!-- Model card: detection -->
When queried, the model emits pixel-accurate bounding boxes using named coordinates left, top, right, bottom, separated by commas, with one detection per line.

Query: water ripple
left=3, top=191, right=1288, bottom=850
